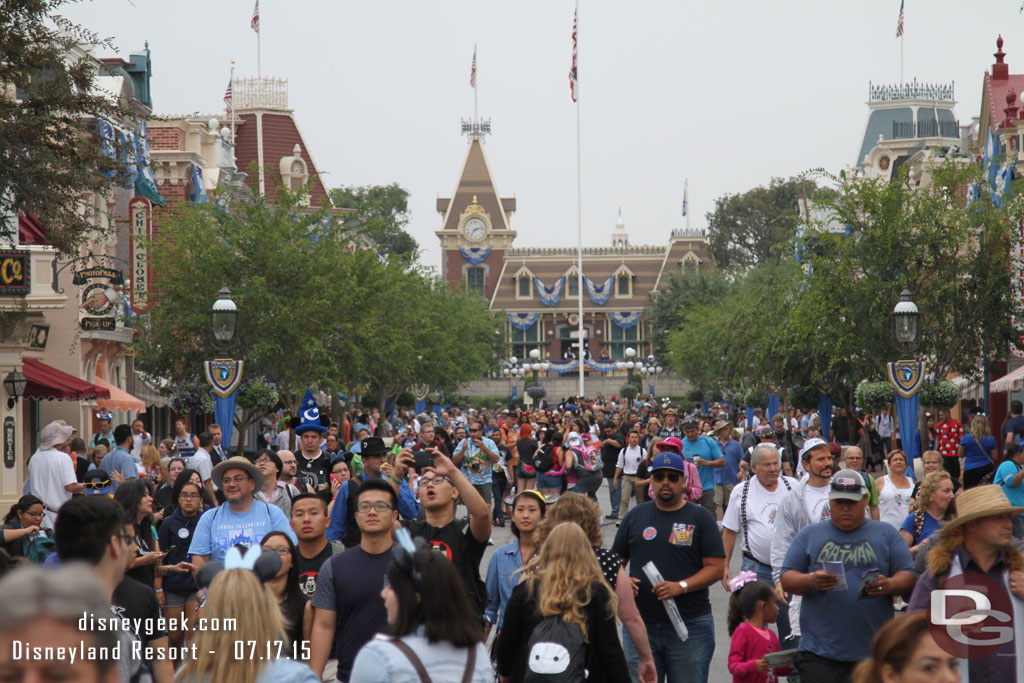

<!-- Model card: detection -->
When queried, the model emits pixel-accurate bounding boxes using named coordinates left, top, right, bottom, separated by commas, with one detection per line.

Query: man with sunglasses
left=780, top=470, right=914, bottom=681
left=452, top=420, right=498, bottom=508
left=611, top=451, right=725, bottom=683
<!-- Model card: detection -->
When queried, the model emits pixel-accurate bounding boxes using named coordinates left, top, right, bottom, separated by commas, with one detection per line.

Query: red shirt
left=936, top=420, right=963, bottom=459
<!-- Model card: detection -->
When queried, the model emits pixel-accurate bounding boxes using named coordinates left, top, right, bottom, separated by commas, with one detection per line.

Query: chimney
left=994, top=35, right=1009, bottom=80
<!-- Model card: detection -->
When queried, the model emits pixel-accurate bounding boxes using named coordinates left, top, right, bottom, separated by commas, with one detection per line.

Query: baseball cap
left=799, top=437, right=830, bottom=459
left=650, top=452, right=686, bottom=474
left=829, top=469, right=867, bottom=501
left=656, top=436, right=684, bottom=454
left=681, top=417, right=699, bottom=430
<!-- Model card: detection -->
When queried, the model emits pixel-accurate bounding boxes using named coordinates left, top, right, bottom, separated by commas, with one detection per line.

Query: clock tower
left=436, top=123, right=516, bottom=300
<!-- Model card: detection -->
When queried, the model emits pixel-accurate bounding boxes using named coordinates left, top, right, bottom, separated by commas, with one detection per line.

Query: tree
left=648, top=269, right=731, bottom=359
left=706, top=176, right=818, bottom=273
left=0, top=0, right=130, bottom=253
left=329, top=183, right=418, bottom=257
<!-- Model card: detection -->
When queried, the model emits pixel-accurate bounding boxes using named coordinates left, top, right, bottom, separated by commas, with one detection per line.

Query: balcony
left=891, top=119, right=960, bottom=140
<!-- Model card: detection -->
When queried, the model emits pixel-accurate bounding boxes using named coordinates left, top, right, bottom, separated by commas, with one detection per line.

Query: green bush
left=619, top=384, right=640, bottom=400
left=788, top=384, right=821, bottom=411
left=395, top=391, right=416, bottom=408
left=686, top=388, right=703, bottom=403
left=855, top=381, right=895, bottom=410
left=919, top=379, right=959, bottom=409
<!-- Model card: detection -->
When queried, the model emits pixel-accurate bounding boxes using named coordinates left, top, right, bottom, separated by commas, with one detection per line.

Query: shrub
left=855, top=381, right=895, bottom=410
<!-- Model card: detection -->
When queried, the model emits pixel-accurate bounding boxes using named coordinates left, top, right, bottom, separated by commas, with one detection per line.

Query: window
left=467, top=267, right=485, bottom=294
left=567, top=275, right=579, bottom=297
left=510, top=321, right=540, bottom=359
left=684, top=260, right=697, bottom=275
left=517, top=275, right=531, bottom=298
left=606, top=322, right=639, bottom=358
left=616, top=273, right=631, bottom=297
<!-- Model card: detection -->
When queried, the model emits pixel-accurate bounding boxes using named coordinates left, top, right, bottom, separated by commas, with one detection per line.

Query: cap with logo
left=829, top=469, right=867, bottom=501
left=650, top=451, right=686, bottom=474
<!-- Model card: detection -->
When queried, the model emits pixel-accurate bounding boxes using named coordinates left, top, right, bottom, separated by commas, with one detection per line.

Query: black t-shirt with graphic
left=296, top=451, right=332, bottom=491
left=405, top=518, right=488, bottom=619
left=296, top=542, right=335, bottom=599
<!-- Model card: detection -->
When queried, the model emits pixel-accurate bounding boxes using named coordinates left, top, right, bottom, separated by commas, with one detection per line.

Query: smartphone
left=391, top=444, right=402, bottom=456
left=412, top=450, right=435, bottom=474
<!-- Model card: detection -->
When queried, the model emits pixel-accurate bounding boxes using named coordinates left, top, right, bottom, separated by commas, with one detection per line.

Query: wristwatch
left=678, top=580, right=688, bottom=594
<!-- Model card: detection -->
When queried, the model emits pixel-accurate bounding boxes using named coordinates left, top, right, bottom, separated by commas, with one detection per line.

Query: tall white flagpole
left=573, top=1, right=584, bottom=398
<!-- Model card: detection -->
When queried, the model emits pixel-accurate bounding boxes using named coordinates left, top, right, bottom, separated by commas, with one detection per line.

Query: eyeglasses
left=84, top=480, right=110, bottom=489
left=469, top=429, right=481, bottom=433
left=118, top=533, right=136, bottom=546
left=22, top=509, right=43, bottom=518
left=254, top=457, right=272, bottom=465
left=419, top=475, right=451, bottom=487
left=264, top=546, right=290, bottom=557
left=652, top=471, right=683, bottom=483
left=357, top=502, right=394, bottom=513
left=831, top=483, right=864, bottom=494
left=179, top=493, right=201, bottom=500
left=222, top=476, right=251, bottom=485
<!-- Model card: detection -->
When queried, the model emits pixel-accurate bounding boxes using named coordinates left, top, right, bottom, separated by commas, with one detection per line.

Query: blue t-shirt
left=714, top=439, right=743, bottom=485
left=187, top=500, right=296, bottom=562
left=678, top=435, right=720, bottom=491
left=610, top=500, right=724, bottom=621
left=995, top=460, right=1024, bottom=507
left=961, top=433, right=997, bottom=471
left=899, top=511, right=943, bottom=545
left=781, top=519, right=913, bottom=662
left=99, top=447, right=138, bottom=493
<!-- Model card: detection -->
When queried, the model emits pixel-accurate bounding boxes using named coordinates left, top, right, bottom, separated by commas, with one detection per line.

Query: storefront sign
left=76, top=264, right=122, bottom=331
left=129, top=196, right=152, bottom=314
left=0, top=250, right=30, bottom=295
left=3, top=417, right=14, bottom=469
left=81, top=317, right=116, bottom=331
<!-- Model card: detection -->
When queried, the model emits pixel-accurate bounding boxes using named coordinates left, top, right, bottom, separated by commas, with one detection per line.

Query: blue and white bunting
left=459, top=246, right=491, bottom=264
left=585, top=359, right=619, bottom=372
left=609, top=311, right=643, bottom=329
left=189, top=163, right=208, bottom=203
left=994, top=162, right=1014, bottom=208
left=534, top=277, right=564, bottom=306
left=546, top=359, right=579, bottom=373
left=506, top=312, right=539, bottom=330
left=584, top=275, right=614, bottom=305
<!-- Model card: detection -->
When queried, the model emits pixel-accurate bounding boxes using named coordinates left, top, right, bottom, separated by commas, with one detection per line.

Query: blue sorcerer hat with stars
left=294, top=390, right=326, bottom=434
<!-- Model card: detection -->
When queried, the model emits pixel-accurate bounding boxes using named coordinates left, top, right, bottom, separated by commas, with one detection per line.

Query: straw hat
left=212, top=456, right=264, bottom=491
left=941, top=485, right=1024, bottom=534
left=712, top=419, right=734, bottom=434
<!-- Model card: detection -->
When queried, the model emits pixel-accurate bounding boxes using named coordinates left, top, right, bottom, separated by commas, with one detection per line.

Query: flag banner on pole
left=533, top=276, right=564, bottom=306
left=569, top=2, right=578, bottom=102
left=682, top=184, right=688, bottom=217
left=895, top=0, right=904, bottom=38
left=223, top=77, right=232, bottom=115
left=470, top=45, right=477, bottom=89
left=251, top=0, right=260, bottom=33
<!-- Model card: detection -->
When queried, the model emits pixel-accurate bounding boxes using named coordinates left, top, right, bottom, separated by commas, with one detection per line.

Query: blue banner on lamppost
left=204, top=359, right=244, bottom=449
left=888, top=359, right=925, bottom=478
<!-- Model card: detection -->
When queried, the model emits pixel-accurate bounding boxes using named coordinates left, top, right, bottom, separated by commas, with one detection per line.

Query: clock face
left=464, top=217, right=486, bottom=241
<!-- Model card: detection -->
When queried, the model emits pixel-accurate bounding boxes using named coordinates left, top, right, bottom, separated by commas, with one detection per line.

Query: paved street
left=481, top=484, right=745, bottom=683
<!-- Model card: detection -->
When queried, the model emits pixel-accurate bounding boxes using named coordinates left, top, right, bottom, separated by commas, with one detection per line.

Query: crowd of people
left=0, top=392, right=1022, bottom=683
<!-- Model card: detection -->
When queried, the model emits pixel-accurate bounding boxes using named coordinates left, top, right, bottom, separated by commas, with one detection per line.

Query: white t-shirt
left=189, top=448, right=214, bottom=485
left=28, top=448, right=77, bottom=528
left=802, top=483, right=832, bottom=524
left=616, top=446, right=645, bottom=475
left=723, top=475, right=798, bottom=564
left=130, top=431, right=151, bottom=463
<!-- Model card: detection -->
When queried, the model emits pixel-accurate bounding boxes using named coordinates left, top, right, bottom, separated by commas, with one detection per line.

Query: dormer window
left=279, top=143, right=309, bottom=205
left=613, top=264, right=634, bottom=298
left=564, top=266, right=580, bottom=298
left=680, top=251, right=701, bottom=276
left=513, top=265, right=534, bottom=300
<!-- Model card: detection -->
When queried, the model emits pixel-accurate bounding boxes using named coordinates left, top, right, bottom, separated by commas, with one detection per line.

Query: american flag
left=895, top=0, right=904, bottom=38
left=569, top=2, right=578, bottom=102
left=470, top=45, right=477, bottom=89
left=251, top=0, right=260, bottom=33
left=224, top=77, right=232, bottom=115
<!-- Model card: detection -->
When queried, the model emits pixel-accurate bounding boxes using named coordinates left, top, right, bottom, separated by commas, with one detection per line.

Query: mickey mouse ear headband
left=391, top=528, right=426, bottom=587
left=196, top=545, right=282, bottom=589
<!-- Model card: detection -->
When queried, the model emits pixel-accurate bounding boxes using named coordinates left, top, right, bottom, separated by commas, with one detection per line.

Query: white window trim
left=463, top=262, right=489, bottom=294
left=563, top=266, right=580, bottom=299
left=512, top=265, right=534, bottom=300
left=613, top=264, right=634, bottom=299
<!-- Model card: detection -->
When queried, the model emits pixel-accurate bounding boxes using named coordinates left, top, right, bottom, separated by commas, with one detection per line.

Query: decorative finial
left=1008, top=89, right=1017, bottom=106
left=998, top=35, right=1004, bottom=50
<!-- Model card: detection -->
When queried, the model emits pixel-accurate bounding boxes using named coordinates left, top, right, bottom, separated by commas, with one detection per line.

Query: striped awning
left=951, top=374, right=984, bottom=401
left=991, top=365, right=1024, bottom=394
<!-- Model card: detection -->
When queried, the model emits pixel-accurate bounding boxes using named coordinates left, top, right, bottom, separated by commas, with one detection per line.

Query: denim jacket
left=484, top=538, right=524, bottom=628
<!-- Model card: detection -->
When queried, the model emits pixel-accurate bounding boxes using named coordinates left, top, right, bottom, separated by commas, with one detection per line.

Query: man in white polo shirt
left=28, top=422, right=83, bottom=528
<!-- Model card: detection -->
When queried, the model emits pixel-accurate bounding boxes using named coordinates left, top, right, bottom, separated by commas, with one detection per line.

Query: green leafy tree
left=648, top=270, right=731, bottom=359
left=1, top=0, right=130, bottom=253
left=329, top=183, right=418, bottom=257
left=706, top=177, right=818, bottom=273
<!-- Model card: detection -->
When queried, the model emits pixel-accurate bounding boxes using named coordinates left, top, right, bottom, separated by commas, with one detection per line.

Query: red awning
left=22, top=359, right=111, bottom=401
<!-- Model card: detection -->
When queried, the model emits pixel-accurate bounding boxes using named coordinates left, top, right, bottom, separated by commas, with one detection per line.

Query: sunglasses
left=652, top=471, right=683, bottom=483
left=831, top=483, right=863, bottom=494
left=84, top=480, right=110, bottom=489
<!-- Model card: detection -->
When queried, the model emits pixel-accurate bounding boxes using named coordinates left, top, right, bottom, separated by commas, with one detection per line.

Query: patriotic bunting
left=609, top=311, right=642, bottom=329
left=534, top=277, right=564, bottom=306
left=459, top=246, right=491, bottom=264
left=584, top=275, right=613, bottom=305
left=506, top=312, right=539, bottom=331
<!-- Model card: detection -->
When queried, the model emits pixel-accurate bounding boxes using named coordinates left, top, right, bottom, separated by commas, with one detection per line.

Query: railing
left=869, top=79, right=955, bottom=102
left=891, top=119, right=960, bottom=139
left=234, top=77, right=289, bottom=110
left=671, top=228, right=706, bottom=237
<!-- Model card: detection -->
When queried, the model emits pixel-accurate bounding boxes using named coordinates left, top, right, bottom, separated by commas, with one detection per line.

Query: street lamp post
left=640, top=354, right=663, bottom=397
left=204, top=286, right=242, bottom=456
left=615, top=347, right=638, bottom=406
left=892, top=288, right=919, bottom=356
left=503, top=356, right=525, bottom=405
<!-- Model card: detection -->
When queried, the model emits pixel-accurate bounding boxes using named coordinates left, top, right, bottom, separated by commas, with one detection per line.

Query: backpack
left=22, top=534, right=55, bottom=564
left=572, top=445, right=603, bottom=474
left=533, top=444, right=556, bottom=474
left=523, top=614, right=588, bottom=682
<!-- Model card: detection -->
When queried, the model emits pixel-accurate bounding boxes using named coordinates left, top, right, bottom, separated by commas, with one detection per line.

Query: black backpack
left=524, top=614, right=587, bottom=682
left=533, top=444, right=556, bottom=473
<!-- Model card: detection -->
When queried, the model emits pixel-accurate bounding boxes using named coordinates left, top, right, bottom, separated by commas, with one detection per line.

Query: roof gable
left=439, top=136, right=514, bottom=232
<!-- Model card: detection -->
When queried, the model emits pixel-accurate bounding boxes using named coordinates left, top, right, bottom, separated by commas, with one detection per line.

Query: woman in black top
left=515, top=424, right=539, bottom=495
left=495, top=522, right=629, bottom=682
left=260, top=531, right=311, bottom=649
left=0, top=495, right=44, bottom=560
left=114, top=480, right=192, bottom=598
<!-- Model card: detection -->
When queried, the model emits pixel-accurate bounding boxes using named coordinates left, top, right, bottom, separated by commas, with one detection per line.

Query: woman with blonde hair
left=175, top=568, right=318, bottom=682
left=899, top=471, right=955, bottom=556
left=494, top=522, right=629, bottom=682
left=960, top=413, right=999, bottom=489
left=140, top=444, right=161, bottom=481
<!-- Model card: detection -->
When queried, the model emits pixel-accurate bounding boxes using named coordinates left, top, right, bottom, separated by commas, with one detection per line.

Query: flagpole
left=900, top=35, right=903, bottom=84
left=575, top=2, right=585, bottom=399
left=257, top=21, right=262, bottom=78
left=685, top=178, right=690, bottom=233
left=473, top=44, right=478, bottom=124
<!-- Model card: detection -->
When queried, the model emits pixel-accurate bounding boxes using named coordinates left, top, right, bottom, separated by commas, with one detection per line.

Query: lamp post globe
left=892, top=288, right=919, bottom=355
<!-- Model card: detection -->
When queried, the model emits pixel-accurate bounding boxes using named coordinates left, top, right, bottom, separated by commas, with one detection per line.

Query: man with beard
left=612, top=451, right=725, bottom=683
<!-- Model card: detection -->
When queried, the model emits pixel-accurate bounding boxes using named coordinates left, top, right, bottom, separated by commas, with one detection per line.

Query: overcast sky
left=65, top=1, right=1024, bottom=269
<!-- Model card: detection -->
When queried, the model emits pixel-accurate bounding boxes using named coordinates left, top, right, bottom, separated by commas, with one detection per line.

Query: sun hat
left=712, top=419, right=734, bottom=434
left=941, top=485, right=1024, bottom=535
left=829, top=469, right=867, bottom=501
left=212, top=456, right=264, bottom=491
left=39, top=421, right=76, bottom=450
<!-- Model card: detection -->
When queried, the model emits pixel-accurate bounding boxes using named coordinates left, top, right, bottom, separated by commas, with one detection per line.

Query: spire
left=994, top=35, right=1009, bottom=80
left=436, top=133, right=515, bottom=235
left=611, top=207, right=629, bottom=247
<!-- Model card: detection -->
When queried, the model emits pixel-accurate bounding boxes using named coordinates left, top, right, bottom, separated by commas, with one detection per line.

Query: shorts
left=714, top=483, right=735, bottom=507
left=164, top=590, right=197, bottom=608
left=536, top=472, right=564, bottom=489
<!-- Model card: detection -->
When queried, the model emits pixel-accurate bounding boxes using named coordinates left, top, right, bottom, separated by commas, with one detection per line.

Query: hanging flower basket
left=169, top=383, right=215, bottom=415
left=526, top=385, right=546, bottom=400
left=855, top=381, right=895, bottom=410
left=918, top=379, right=959, bottom=409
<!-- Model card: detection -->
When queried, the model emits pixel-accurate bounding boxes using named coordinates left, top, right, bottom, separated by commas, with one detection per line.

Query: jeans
left=623, top=615, right=715, bottom=683
left=606, top=476, right=622, bottom=517
left=741, top=555, right=792, bottom=645
left=491, top=470, right=508, bottom=521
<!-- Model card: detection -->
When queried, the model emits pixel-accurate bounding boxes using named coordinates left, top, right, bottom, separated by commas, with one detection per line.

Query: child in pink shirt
left=727, top=573, right=794, bottom=683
